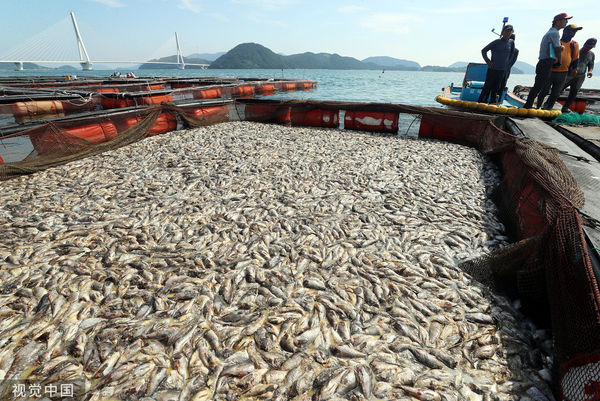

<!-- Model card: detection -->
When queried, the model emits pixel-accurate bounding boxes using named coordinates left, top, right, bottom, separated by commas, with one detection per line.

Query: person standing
left=478, top=25, right=515, bottom=104
left=536, top=23, right=582, bottom=110
left=523, top=13, right=570, bottom=109
left=561, top=37, right=596, bottom=113
left=496, top=34, right=519, bottom=101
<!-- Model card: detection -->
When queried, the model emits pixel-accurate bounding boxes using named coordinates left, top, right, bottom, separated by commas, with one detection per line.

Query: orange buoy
left=291, top=108, right=338, bottom=128
left=115, top=115, right=142, bottom=132
left=188, top=105, right=228, bottom=119
left=232, top=85, right=255, bottom=97
left=99, top=97, right=136, bottom=109
left=97, top=88, right=120, bottom=93
left=255, top=83, right=275, bottom=93
left=139, top=94, right=174, bottom=105
left=64, top=121, right=118, bottom=143
left=193, top=88, right=222, bottom=99
left=148, top=112, right=177, bottom=136
left=344, top=111, right=398, bottom=133
left=30, top=121, right=118, bottom=155
left=11, top=100, right=64, bottom=121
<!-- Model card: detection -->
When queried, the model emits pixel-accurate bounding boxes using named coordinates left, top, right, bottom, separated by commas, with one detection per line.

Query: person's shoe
left=561, top=107, right=571, bottom=113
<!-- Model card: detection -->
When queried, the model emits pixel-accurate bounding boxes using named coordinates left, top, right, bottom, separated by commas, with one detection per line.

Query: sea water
left=1, top=68, right=599, bottom=107
left=1, top=68, right=599, bottom=162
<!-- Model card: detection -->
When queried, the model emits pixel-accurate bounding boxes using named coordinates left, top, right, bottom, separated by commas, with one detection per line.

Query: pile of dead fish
left=0, top=122, right=554, bottom=400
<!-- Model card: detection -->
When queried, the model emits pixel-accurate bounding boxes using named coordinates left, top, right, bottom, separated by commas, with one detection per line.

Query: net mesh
left=561, top=355, right=600, bottom=400
left=554, top=112, right=600, bottom=125
left=0, top=103, right=229, bottom=180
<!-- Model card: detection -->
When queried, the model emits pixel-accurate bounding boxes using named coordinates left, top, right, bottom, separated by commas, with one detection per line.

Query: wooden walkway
left=510, top=117, right=600, bottom=254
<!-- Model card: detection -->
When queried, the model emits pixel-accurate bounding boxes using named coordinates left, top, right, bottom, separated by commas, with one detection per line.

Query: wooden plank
left=565, top=126, right=600, bottom=147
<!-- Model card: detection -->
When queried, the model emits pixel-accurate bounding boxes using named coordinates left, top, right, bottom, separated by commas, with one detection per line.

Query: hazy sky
left=1, top=0, right=598, bottom=67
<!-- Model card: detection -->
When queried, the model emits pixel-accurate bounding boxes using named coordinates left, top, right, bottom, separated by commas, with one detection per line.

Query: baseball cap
left=553, top=13, right=573, bottom=21
left=565, top=24, right=583, bottom=31
left=502, top=24, right=514, bottom=32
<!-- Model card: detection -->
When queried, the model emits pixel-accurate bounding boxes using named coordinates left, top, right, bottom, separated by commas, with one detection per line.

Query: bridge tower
left=70, top=11, right=93, bottom=70
left=175, top=32, right=185, bottom=70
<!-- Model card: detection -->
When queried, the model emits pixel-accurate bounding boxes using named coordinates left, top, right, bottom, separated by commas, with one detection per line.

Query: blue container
left=457, top=63, right=507, bottom=103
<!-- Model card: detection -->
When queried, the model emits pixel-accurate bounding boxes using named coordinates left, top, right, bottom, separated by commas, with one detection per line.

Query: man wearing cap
left=561, top=38, right=596, bottom=113
left=495, top=33, right=519, bottom=102
left=537, top=23, right=582, bottom=110
left=523, top=13, right=570, bottom=109
left=478, top=24, right=515, bottom=104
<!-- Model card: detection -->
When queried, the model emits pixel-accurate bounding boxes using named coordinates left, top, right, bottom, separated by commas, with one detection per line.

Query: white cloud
left=91, top=0, right=125, bottom=7
left=179, top=0, right=202, bottom=13
left=338, top=5, right=368, bottom=13
left=230, top=0, right=297, bottom=9
left=360, top=13, right=420, bottom=35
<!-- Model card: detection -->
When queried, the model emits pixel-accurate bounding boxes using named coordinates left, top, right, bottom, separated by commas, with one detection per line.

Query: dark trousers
left=536, top=71, right=567, bottom=110
left=478, top=68, right=505, bottom=103
left=562, top=74, right=586, bottom=110
left=495, top=70, right=511, bottom=101
left=523, top=58, right=554, bottom=108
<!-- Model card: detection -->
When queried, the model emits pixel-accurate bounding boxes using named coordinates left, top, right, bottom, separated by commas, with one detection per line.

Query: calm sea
left=2, top=68, right=599, bottom=107
left=1, top=68, right=599, bottom=162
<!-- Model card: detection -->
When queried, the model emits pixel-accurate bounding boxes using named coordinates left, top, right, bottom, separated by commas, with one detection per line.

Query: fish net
left=0, top=103, right=230, bottom=180
left=554, top=112, right=600, bottom=125
left=0, top=99, right=599, bottom=399
left=418, top=106, right=600, bottom=400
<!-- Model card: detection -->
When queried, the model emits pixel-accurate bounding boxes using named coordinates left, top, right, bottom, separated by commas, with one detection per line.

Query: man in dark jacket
left=478, top=25, right=515, bottom=104
left=495, top=34, right=519, bottom=101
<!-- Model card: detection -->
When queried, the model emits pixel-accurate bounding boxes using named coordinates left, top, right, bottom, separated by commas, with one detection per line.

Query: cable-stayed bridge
left=0, top=12, right=208, bottom=71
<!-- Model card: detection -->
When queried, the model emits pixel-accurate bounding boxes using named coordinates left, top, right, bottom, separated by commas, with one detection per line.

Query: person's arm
left=508, top=48, right=519, bottom=69
left=554, top=46, right=564, bottom=64
left=569, top=43, right=580, bottom=76
left=551, top=32, right=562, bottom=63
left=588, top=53, right=595, bottom=78
left=481, top=40, right=495, bottom=68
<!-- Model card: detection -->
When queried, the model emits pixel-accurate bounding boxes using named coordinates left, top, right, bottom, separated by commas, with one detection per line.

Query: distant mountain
left=447, top=60, right=535, bottom=74
left=513, top=61, right=535, bottom=74
left=57, top=65, right=79, bottom=71
left=421, top=65, right=467, bottom=72
left=138, top=55, right=211, bottom=70
left=362, top=56, right=420, bottom=70
left=210, top=43, right=287, bottom=69
left=448, top=61, right=469, bottom=68
left=187, top=52, right=225, bottom=61
left=0, top=62, right=49, bottom=70
left=286, top=52, right=374, bottom=70
left=210, top=43, right=377, bottom=70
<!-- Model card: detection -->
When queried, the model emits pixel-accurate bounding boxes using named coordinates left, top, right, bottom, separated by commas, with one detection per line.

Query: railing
left=1, top=60, right=209, bottom=67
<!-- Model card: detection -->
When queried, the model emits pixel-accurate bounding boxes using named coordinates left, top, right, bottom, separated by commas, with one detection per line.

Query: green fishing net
left=553, top=112, right=600, bottom=125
